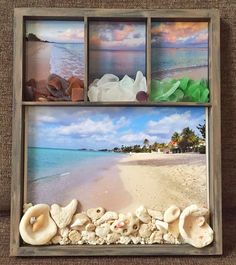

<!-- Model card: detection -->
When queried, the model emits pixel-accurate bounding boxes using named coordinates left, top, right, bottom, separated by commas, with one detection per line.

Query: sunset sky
left=89, top=21, right=146, bottom=51
left=151, top=22, right=208, bottom=48
left=26, top=20, right=84, bottom=43
left=28, top=107, right=205, bottom=150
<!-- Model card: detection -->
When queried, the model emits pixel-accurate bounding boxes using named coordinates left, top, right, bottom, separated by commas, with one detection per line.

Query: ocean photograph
left=25, top=20, right=85, bottom=81
left=151, top=22, right=208, bottom=80
left=88, top=21, right=146, bottom=83
left=27, top=106, right=207, bottom=212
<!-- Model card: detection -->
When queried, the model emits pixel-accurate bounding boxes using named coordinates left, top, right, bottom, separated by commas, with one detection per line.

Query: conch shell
left=19, top=204, right=57, bottom=245
left=179, top=204, right=214, bottom=248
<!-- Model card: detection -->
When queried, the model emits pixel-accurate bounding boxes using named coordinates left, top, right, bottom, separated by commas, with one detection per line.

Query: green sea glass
left=150, top=77, right=209, bottom=103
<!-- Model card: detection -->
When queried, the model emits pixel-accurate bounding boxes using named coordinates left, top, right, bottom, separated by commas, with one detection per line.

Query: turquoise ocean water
left=151, top=47, right=208, bottom=78
left=28, top=147, right=121, bottom=182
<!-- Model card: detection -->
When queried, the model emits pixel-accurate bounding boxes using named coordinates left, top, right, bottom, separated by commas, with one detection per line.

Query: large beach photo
left=24, top=20, right=85, bottom=101
left=27, top=106, right=207, bottom=213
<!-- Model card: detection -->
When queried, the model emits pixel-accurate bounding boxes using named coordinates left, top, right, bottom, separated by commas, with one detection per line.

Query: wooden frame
left=10, top=8, right=222, bottom=256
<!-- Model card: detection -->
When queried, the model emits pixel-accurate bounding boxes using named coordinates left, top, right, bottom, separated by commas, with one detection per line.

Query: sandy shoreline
left=28, top=152, right=207, bottom=213
left=117, top=152, right=207, bottom=212
left=25, top=41, right=51, bottom=81
left=152, top=66, right=208, bottom=80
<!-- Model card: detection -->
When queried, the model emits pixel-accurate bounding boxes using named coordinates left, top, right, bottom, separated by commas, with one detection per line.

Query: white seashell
left=139, top=223, right=152, bottom=238
left=164, top=205, right=181, bottom=223
left=147, top=209, right=163, bottom=220
left=87, top=207, right=105, bottom=222
left=179, top=204, right=213, bottom=248
left=95, top=223, right=111, bottom=238
left=70, top=213, right=90, bottom=229
left=149, top=231, right=163, bottom=244
left=51, top=235, right=62, bottom=244
left=119, top=236, right=131, bottom=245
left=23, top=203, right=33, bottom=213
left=155, top=220, right=169, bottom=233
left=130, top=236, right=142, bottom=244
left=135, top=206, right=151, bottom=223
left=95, top=211, right=118, bottom=226
left=106, top=233, right=120, bottom=244
left=19, top=204, right=57, bottom=245
left=50, top=199, right=78, bottom=229
left=85, top=223, right=96, bottom=232
left=68, top=230, right=81, bottom=244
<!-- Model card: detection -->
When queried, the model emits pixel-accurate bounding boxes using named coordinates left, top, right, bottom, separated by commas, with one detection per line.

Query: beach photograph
left=151, top=22, right=208, bottom=80
left=27, top=106, right=207, bottom=212
left=88, top=21, right=146, bottom=83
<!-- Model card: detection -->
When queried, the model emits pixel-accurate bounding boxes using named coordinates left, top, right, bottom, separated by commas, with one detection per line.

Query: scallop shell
left=163, top=205, right=181, bottom=223
left=19, top=204, right=57, bottom=245
left=179, top=204, right=214, bottom=248
left=50, top=199, right=78, bottom=229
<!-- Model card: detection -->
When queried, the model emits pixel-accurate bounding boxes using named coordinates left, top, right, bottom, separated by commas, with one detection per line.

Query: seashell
left=155, top=220, right=169, bottom=233
left=139, top=223, right=152, bottom=238
left=168, top=219, right=179, bottom=239
left=19, top=204, right=57, bottom=245
left=70, top=213, right=90, bottom=229
left=179, top=204, right=213, bottom=248
left=130, top=236, right=142, bottom=244
left=59, top=227, right=69, bottom=238
left=68, top=230, right=81, bottom=244
left=87, top=207, right=105, bottom=222
left=106, top=233, right=120, bottom=244
left=136, top=206, right=151, bottom=223
left=50, top=199, right=78, bottom=229
left=51, top=235, right=62, bottom=245
left=85, top=223, right=96, bottom=232
left=95, top=223, right=111, bottom=238
left=149, top=231, right=163, bottom=244
left=23, top=203, right=33, bottom=213
left=119, top=236, right=131, bottom=245
left=147, top=209, right=163, bottom=220
left=95, top=211, right=118, bottom=226
left=111, top=213, right=140, bottom=236
left=164, top=205, right=181, bottom=223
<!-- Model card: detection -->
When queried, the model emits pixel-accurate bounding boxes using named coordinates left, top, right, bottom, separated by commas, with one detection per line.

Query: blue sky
left=26, top=20, right=84, bottom=43
left=28, top=107, right=205, bottom=150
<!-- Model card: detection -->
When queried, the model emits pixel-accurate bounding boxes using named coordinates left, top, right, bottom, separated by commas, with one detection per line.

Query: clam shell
left=164, top=205, right=181, bottom=223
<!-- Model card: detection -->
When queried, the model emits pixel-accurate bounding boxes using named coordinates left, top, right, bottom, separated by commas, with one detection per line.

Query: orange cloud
left=113, top=24, right=134, bottom=41
left=90, top=35, right=102, bottom=47
left=151, top=22, right=208, bottom=43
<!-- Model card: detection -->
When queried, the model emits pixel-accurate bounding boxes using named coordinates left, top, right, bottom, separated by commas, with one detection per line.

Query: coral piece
left=95, top=211, right=118, bottom=225
left=147, top=209, right=163, bottom=220
left=95, top=223, right=111, bottom=238
left=155, top=220, right=169, bottom=233
left=136, top=206, right=151, bottom=223
left=111, top=213, right=140, bottom=236
left=106, top=233, right=120, bottom=244
left=179, top=204, right=214, bottom=248
left=148, top=231, right=163, bottom=244
left=68, top=230, right=81, bottom=244
left=81, top=231, right=97, bottom=245
left=59, top=227, right=69, bottom=238
left=164, top=205, right=181, bottom=223
left=88, top=71, right=147, bottom=102
left=50, top=199, right=78, bottom=229
left=119, top=236, right=131, bottom=245
left=163, top=233, right=180, bottom=244
left=19, top=204, right=57, bottom=245
left=139, top=224, right=152, bottom=238
left=87, top=207, right=105, bottom=222
left=85, top=223, right=96, bottom=232
left=130, top=236, right=142, bottom=244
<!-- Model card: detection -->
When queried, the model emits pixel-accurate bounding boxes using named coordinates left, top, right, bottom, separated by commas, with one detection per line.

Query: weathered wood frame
left=10, top=8, right=221, bottom=256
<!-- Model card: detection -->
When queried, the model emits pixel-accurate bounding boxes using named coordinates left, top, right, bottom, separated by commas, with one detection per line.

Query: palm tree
left=197, top=122, right=206, bottom=139
left=143, top=138, right=149, bottom=148
left=171, top=132, right=180, bottom=143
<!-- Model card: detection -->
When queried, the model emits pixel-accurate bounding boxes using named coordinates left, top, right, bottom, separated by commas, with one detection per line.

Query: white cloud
left=120, top=133, right=158, bottom=143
